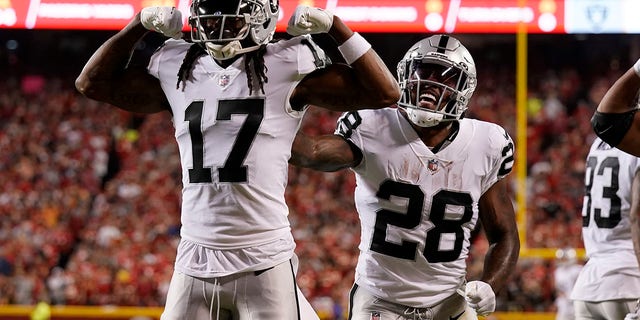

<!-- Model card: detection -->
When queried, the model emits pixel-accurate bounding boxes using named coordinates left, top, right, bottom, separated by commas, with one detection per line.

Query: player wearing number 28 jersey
left=570, top=137, right=640, bottom=319
left=338, top=109, right=514, bottom=307
left=291, top=35, right=520, bottom=319
left=75, top=0, right=400, bottom=318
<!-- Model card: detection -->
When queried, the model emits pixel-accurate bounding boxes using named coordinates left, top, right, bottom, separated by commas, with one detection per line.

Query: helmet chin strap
left=398, top=103, right=445, bottom=127
left=205, top=41, right=261, bottom=60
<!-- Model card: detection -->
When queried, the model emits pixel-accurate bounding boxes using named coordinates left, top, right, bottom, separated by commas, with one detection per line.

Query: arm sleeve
left=591, top=109, right=637, bottom=147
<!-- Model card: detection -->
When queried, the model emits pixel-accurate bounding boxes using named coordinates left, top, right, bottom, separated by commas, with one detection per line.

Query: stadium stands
left=1, top=32, right=638, bottom=318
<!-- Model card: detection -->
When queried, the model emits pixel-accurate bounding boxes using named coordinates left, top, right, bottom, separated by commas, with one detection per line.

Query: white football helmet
left=397, top=34, right=477, bottom=127
left=189, top=0, right=279, bottom=60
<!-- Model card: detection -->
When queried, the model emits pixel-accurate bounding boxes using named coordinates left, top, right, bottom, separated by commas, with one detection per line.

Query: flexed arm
left=592, top=61, right=640, bottom=156
left=288, top=5, right=400, bottom=112
left=75, top=7, right=182, bottom=113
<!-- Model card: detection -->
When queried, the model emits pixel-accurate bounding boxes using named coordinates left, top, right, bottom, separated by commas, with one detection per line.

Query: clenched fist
left=464, top=281, right=496, bottom=316
left=286, top=5, right=333, bottom=36
left=140, top=6, right=183, bottom=39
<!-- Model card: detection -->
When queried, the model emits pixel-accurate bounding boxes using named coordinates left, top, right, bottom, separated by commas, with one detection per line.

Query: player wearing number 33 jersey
left=570, top=138, right=640, bottom=319
left=291, top=35, right=520, bottom=319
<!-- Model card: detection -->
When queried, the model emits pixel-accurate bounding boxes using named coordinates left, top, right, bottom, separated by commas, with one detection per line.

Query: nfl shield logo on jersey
left=370, top=312, right=381, bottom=320
left=218, top=74, right=231, bottom=87
left=427, top=159, right=439, bottom=173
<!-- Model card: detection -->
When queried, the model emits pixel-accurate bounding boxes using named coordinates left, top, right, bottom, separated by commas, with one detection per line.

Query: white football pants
left=161, top=258, right=319, bottom=320
left=574, top=299, right=638, bottom=320
left=348, top=284, right=478, bottom=320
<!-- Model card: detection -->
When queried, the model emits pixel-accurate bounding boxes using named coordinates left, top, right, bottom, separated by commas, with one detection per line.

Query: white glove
left=286, top=5, right=333, bottom=36
left=464, top=281, right=496, bottom=317
left=625, top=313, right=639, bottom=320
left=140, top=6, right=183, bottom=39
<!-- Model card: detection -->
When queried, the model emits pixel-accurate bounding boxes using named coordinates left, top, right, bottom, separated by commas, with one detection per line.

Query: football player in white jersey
left=290, top=35, right=520, bottom=320
left=75, top=0, right=400, bottom=319
left=570, top=138, right=640, bottom=320
left=592, top=57, right=640, bottom=157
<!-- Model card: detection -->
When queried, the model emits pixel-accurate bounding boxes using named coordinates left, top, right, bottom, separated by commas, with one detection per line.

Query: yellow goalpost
left=514, top=1, right=584, bottom=260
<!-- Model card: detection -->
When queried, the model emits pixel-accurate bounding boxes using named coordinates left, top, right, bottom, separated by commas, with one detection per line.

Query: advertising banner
left=564, top=0, right=640, bottom=33
left=4, top=0, right=618, bottom=34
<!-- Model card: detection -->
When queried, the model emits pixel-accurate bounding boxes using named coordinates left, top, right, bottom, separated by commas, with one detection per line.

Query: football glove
left=140, top=6, right=183, bottom=39
left=286, top=5, right=333, bottom=36
left=626, top=299, right=640, bottom=320
left=464, top=281, right=496, bottom=317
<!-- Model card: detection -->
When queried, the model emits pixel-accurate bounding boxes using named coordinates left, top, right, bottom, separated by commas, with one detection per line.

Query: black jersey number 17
left=184, top=99, right=264, bottom=183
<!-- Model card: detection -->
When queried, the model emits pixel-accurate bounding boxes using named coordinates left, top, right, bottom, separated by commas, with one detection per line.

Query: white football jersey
left=147, top=37, right=325, bottom=252
left=335, top=108, right=515, bottom=307
left=571, top=138, right=640, bottom=301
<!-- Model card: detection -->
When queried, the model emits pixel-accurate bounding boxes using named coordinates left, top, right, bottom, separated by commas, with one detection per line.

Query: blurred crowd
left=0, top=33, right=638, bottom=319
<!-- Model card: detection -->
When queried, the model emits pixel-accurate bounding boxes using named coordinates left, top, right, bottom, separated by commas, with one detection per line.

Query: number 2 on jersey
left=371, top=180, right=473, bottom=263
left=184, top=99, right=264, bottom=183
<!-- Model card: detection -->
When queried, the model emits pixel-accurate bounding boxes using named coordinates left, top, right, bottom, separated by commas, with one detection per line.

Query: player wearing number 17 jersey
left=291, top=35, right=520, bottom=319
left=75, top=0, right=400, bottom=318
left=570, top=137, right=640, bottom=320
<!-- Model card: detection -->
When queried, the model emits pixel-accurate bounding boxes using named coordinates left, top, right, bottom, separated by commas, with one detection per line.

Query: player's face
left=196, top=15, right=248, bottom=41
left=191, top=0, right=251, bottom=42
left=407, top=63, right=465, bottom=111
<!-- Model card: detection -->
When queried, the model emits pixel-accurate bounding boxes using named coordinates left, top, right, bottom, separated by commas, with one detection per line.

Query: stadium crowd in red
left=0, top=34, right=635, bottom=318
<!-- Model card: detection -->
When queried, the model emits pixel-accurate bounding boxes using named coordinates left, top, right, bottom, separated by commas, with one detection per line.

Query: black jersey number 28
left=185, top=99, right=264, bottom=183
left=370, top=180, right=473, bottom=263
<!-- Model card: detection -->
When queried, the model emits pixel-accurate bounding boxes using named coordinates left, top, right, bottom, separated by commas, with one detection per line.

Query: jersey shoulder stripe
left=268, top=35, right=330, bottom=76
left=461, top=119, right=515, bottom=178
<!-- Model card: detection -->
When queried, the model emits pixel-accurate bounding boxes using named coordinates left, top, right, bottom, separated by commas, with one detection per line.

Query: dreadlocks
left=176, top=44, right=269, bottom=95
left=244, top=45, right=268, bottom=95
left=176, top=44, right=205, bottom=91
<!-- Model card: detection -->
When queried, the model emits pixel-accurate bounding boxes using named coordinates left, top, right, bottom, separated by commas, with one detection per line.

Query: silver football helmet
left=397, top=35, right=477, bottom=127
left=189, top=0, right=279, bottom=60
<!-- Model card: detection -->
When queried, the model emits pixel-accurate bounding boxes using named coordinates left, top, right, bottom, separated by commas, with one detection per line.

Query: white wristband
left=633, top=58, right=640, bottom=78
left=338, top=32, right=372, bottom=65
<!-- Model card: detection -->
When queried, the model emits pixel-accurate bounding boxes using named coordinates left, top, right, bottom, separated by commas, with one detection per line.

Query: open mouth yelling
left=419, top=91, right=438, bottom=107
